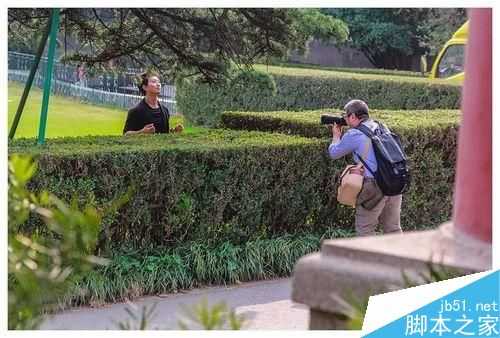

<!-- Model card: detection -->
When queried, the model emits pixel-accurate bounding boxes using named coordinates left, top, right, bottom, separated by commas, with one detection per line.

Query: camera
left=320, top=113, right=347, bottom=126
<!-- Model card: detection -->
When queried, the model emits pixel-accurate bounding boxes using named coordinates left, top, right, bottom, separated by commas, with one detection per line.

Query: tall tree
left=8, top=8, right=348, bottom=81
left=423, top=8, right=467, bottom=55
left=322, top=8, right=466, bottom=70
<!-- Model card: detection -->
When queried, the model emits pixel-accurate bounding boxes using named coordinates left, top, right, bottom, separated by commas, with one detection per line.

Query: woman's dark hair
left=138, top=71, right=159, bottom=95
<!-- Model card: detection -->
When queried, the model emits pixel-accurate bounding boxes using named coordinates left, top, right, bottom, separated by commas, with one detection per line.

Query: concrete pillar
left=452, top=8, right=492, bottom=243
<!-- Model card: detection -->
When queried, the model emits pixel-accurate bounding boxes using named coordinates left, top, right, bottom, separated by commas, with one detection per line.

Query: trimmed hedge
left=221, top=109, right=460, bottom=138
left=254, top=64, right=434, bottom=83
left=177, top=69, right=277, bottom=127
left=10, top=119, right=456, bottom=250
left=221, top=108, right=460, bottom=233
left=177, top=65, right=461, bottom=127
left=10, top=130, right=343, bottom=249
left=264, top=72, right=461, bottom=111
left=258, top=62, right=424, bottom=78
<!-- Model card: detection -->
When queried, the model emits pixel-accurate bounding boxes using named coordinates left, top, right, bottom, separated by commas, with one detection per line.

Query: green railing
left=8, top=51, right=177, bottom=113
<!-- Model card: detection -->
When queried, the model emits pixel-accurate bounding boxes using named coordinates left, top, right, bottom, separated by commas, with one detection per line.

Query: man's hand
left=328, top=123, right=343, bottom=141
left=349, top=166, right=364, bottom=176
left=124, top=123, right=155, bottom=136
left=141, top=123, right=156, bottom=134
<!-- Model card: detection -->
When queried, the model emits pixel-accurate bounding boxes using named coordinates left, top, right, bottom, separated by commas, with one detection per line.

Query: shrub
left=221, top=109, right=460, bottom=138
left=8, top=155, right=106, bottom=329
left=253, top=64, right=433, bottom=82
left=259, top=61, right=425, bottom=78
left=9, top=118, right=457, bottom=250
left=10, top=130, right=341, bottom=249
left=176, top=64, right=462, bottom=127
left=222, top=109, right=460, bottom=231
left=176, top=69, right=276, bottom=127
left=264, top=73, right=461, bottom=111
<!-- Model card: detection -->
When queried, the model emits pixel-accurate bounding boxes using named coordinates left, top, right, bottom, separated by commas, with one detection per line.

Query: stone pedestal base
left=309, top=309, right=349, bottom=330
left=291, top=222, right=492, bottom=330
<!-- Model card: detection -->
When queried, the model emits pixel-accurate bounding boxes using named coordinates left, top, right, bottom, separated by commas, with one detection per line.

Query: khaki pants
left=355, top=178, right=403, bottom=236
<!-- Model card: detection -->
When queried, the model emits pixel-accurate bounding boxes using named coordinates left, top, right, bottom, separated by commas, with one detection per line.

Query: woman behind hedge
left=123, top=71, right=183, bottom=135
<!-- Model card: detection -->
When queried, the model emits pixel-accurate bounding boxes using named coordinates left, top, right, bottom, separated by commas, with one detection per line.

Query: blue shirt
left=328, top=120, right=378, bottom=178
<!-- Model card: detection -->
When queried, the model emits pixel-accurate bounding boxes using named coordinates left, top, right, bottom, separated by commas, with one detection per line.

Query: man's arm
left=123, top=108, right=155, bottom=135
left=123, top=108, right=138, bottom=135
left=124, top=124, right=155, bottom=135
left=328, top=125, right=358, bottom=159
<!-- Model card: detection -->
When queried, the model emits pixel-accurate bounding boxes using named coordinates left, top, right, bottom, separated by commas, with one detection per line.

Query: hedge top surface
left=9, top=129, right=321, bottom=156
left=254, top=64, right=461, bottom=86
left=263, top=62, right=423, bottom=78
left=224, top=109, right=461, bottom=129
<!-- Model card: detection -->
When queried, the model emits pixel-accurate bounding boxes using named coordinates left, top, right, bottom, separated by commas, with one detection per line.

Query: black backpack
left=355, top=121, right=411, bottom=196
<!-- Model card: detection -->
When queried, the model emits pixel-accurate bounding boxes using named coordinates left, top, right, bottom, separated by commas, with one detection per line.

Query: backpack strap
left=354, top=122, right=377, bottom=176
left=356, top=120, right=383, bottom=138
left=340, top=164, right=358, bottom=179
left=356, top=123, right=373, bottom=138
left=354, top=143, right=376, bottom=177
left=352, top=139, right=370, bottom=171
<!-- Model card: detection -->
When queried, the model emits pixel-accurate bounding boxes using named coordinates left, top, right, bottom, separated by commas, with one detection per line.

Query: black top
left=123, top=99, right=170, bottom=134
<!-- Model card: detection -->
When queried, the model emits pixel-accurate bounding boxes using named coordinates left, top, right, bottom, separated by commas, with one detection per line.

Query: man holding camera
left=328, top=99, right=403, bottom=236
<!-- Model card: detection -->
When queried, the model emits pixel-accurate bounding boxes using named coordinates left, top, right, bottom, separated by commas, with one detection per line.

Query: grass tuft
left=58, top=228, right=354, bottom=309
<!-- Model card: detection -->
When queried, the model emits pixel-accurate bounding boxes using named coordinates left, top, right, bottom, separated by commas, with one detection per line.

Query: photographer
left=328, top=99, right=403, bottom=236
left=123, top=71, right=183, bottom=135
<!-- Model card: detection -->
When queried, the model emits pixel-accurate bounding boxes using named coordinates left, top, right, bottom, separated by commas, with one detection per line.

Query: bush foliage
left=177, top=69, right=277, bottom=127
left=258, top=62, right=425, bottom=78
left=8, top=155, right=106, bottom=329
left=222, top=108, right=460, bottom=232
left=10, top=116, right=457, bottom=250
left=10, top=130, right=339, bottom=249
left=177, top=65, right=461, bottom=127
left=254, top=64, right=435, bottom=83
left=221, top=108, right=460, bottom=138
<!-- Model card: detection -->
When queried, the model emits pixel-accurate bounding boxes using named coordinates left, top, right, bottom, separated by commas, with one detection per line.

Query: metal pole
left=8, top=14, right=53, bottom=140
left=37, top=8, right=61, bottom=145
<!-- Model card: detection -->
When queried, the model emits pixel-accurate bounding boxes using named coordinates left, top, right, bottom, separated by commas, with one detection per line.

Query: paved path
left=40, top=278, right=309, bottom=330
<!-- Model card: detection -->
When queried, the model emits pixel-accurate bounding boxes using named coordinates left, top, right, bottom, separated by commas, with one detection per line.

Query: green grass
left=254, top=64, right=460, bottom=86
left=56, top=227, right=354, bottom=309
left=7, top=82, right=190, bottom=138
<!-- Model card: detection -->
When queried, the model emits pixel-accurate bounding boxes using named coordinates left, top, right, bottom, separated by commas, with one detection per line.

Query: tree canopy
left=322, top=8, right=467, bottom=69
left=9, top=8, right=348, bottom=81
left=423, top=8, right=467, bottom=54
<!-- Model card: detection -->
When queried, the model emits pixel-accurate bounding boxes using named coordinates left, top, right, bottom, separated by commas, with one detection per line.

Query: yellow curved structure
left=429, top=21, right=468, bottom=84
